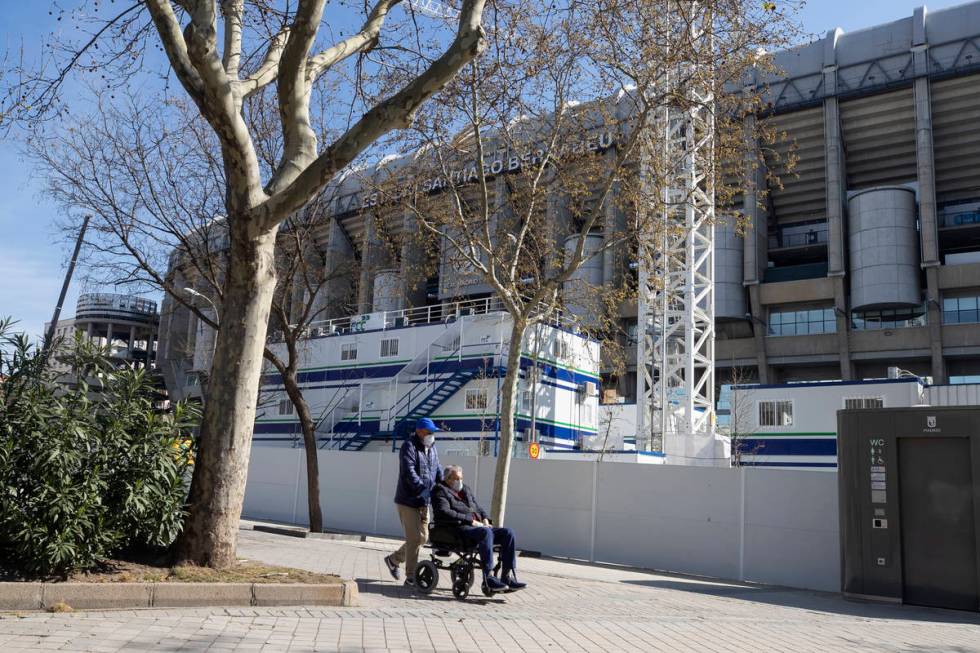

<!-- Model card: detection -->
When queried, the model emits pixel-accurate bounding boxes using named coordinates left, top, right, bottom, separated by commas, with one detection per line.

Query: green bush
left=0, top=318, right=198, bottom=578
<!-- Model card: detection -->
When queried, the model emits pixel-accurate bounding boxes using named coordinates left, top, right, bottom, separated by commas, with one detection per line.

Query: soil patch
left=3, top=558, right=339, bottom=585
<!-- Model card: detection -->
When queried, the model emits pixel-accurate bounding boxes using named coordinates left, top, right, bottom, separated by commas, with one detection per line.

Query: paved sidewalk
left=2, top=527, right=979, bottom=652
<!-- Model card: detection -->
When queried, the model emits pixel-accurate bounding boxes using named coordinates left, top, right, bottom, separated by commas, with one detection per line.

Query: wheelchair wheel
left=452, top=578, right=470, bottom=600
left=415, top=560, right=439, bottom=595
left=481, top=580, right=495, bottom=597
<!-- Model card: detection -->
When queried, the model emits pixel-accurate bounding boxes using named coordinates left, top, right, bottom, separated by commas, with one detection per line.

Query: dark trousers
left=458, top=526, right=517, bottom=576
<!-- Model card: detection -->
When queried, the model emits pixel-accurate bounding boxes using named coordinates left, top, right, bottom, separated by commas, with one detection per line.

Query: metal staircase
left=318, top=320, right=471, bottom=452
left=314, top=387, right=358, bottom=450
left=389, top=367, right=482, bottom=441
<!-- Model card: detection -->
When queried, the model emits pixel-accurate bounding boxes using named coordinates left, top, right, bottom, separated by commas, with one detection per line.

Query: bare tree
left=362, top=1, right=797, bottom=523
left=722, top=363, right=762, bottom=467
left=21, top=0, right=489, bottom=564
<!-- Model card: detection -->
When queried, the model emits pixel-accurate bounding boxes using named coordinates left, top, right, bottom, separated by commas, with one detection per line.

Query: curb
left=252, top=524, right=366, bottom=542
left=0, top=580, right=359, bottom=612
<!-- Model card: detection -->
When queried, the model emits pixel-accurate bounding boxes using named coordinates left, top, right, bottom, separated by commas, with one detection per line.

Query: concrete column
left=911, top=13, right=946, bottom=382
left=85, top=322, right=93, bottom=340
left=822, top=34, right=853, bottom=381
left=322, top=218, right=356, bottom=320
left=357, top=213, right=393, bottom=314
left=926, top=268, right=947, bottom=383
left=106, top=322, right=114, bottom=349
left=399, top=207, right=427, bottom=309
left=825, top=99, right=853, bottom=379
left=913, top=77, right=939, bottom=267
left=824, top=95, right=846, bottom=277
left=747, top=285, right=771, bottom=384
left=832, top=279, right=853, bottom=380
left=742, top=113, right=771, bottom=383
left=129, top=325, right=137, bottom=355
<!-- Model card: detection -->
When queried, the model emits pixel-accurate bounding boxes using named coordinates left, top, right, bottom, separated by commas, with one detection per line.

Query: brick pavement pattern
left=1, top=527, right=979, bottom=652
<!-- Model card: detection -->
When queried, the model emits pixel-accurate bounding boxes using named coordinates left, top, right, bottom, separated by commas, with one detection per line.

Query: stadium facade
left=158, top=2, right=980, bottom=423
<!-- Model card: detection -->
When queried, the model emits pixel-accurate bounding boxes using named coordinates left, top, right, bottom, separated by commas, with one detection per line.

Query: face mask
left=422, top=434, right=435, bottom=447
left=451, top=479, right=463, bottom=492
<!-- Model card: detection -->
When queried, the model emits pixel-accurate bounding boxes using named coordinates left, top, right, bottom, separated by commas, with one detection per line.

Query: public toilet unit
left=837, top=406, right=980, bottom=611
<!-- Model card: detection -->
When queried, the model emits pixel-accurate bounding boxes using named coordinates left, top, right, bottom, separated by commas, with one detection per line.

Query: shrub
left=0, top=318, right=198, bottom=578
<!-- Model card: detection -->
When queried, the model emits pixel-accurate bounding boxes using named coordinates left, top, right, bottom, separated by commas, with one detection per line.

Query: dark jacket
left=394, top=436, right=442, bottom=508
left=431, top=482, right=489, bottom=526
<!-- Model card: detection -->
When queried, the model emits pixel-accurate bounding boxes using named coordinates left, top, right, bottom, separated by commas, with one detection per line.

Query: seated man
left=431, top=464, right=527, bottom=592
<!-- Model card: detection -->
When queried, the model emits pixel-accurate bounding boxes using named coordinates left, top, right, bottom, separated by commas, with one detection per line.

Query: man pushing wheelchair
left=383, top=418, right=526, bottom=596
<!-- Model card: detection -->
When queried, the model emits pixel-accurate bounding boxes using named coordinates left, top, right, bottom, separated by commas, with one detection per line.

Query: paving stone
left=0, top=527, right=978, bottom=651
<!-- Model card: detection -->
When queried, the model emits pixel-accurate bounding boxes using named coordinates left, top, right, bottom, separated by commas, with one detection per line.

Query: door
left=898, top=437, right=979, bottom=610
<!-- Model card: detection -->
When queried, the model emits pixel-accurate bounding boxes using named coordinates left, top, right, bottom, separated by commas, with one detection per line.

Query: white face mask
left=422, top=434, right=435, bottom=447
left=451, top=479, right=463, bottom=492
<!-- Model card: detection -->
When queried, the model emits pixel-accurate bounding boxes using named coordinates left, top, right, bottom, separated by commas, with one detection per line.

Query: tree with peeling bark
left=14, top=0, right=488, bottom=566
left=368, top=0, right=798, bottom=524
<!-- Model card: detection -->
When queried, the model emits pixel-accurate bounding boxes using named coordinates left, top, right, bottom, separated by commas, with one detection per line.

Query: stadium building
left=158, top=2, right=980, bottom=451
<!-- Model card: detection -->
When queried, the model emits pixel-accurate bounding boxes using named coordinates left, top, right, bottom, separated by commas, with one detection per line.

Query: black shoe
left=484, top=575, right=508, bottom=592
left=503, top=571, right=527, bottom=590
left=384, top=555, right=401, bottom=580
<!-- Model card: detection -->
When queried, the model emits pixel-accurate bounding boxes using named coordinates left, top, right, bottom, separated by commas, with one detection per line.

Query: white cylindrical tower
left=848, top=187, right=920, bottom=310
left=562, top=232, right=605, bottom=328
left=372, top=268, right=404, bottom=312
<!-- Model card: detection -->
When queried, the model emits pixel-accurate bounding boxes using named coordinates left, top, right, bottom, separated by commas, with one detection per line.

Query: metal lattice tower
left=636, top=6, right=716, bottom=456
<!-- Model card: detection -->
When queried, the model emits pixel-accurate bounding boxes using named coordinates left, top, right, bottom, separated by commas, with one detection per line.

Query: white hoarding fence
left=242, top=447, right=839, bottom=592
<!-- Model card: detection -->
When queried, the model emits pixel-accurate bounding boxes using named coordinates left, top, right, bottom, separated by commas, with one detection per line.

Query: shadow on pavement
left=622, top=578, right=980, bottom=625
left=354, top=577, right=506, bottom=606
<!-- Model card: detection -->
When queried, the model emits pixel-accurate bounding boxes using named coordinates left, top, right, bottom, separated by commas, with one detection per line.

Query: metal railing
left=768, top=228, right=828, bottom=250
left=270, top=296, right=577, bottom=343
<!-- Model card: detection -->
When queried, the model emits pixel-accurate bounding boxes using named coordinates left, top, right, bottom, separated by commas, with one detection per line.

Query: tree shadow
left=621, top=578, right=980, bottom=625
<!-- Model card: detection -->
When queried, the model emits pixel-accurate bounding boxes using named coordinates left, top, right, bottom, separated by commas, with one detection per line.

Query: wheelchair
left=413, top=524, right=504, bottom=600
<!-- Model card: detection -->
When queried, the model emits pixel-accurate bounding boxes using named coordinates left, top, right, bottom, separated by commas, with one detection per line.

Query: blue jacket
left=394, top=436, right=442, bottom=508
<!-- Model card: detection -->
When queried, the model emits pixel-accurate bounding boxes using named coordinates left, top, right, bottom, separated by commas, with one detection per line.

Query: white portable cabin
left=253, top=298, right=601, bottom=456
left=726, top=378, right=926, bottom=469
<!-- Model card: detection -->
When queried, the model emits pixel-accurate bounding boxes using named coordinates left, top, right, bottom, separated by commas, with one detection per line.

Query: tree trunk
left=489, top=318, right=526, bottom=526
left=282, top=368, right=324, bottom=533
left=177, top=226, right=278, bottom=567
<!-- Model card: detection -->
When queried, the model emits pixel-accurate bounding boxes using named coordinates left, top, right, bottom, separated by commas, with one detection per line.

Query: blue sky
left=0, top=0, right=972, bottom=337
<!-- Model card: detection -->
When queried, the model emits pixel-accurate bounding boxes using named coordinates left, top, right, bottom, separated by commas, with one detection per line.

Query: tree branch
left=255, top=0, right=488, bottom=230
left=144, top=0, right=207, bottom=99
left=220, top=0, right=245, bottom=79
left=305, top=0, right=402, bottom=83
left=240, top=28, right=290, bottom=99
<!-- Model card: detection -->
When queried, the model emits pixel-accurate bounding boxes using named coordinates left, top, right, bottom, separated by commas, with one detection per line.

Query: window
left=768, top=307, right=836, bottom=336
left=758, top=400, right=792, bottom=427
left=625, top=321, right=638, bottom=345
left=951, top=375, right=980, bottom=385
left=278, top=399, right=294, bottom=415
left=844, top=396, right=884, bottom=409
left=340, top=342, right=357, bottom=361
left=553, top=338, right=570, bottom=359
left=943, top=295, right=980, bottom=324
left=465, top=387, right=488, bottom=411
left=852, top=305, right=926, bottom=330
left=380, top=338, right=399, bottom=358
left=519, top=389, right=532, bottom=412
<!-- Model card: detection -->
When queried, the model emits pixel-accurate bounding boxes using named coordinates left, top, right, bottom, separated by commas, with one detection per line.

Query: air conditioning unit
left=578, top=381, right=597, bottom=397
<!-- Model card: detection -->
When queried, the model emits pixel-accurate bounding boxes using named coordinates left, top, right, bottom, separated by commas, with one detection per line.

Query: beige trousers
left=391, top=503, right=429, bottom=578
